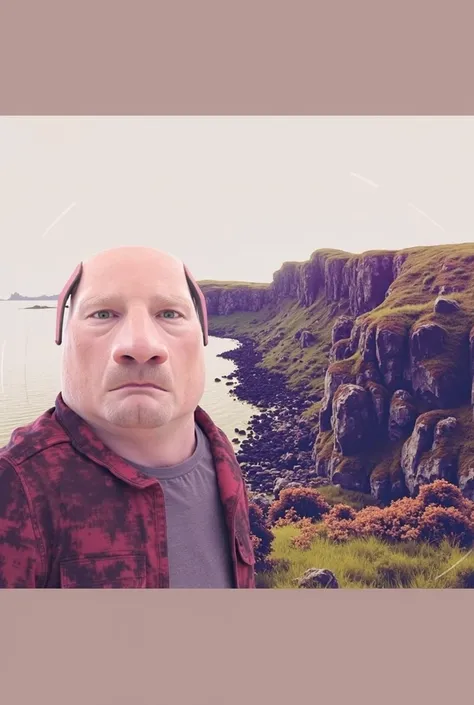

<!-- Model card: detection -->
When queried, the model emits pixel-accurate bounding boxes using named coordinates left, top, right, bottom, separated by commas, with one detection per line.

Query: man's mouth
left=114, top=383, right=164, bottom=390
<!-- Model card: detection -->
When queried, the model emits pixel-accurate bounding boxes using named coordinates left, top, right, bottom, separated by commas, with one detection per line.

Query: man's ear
left=55, top=263, right=83, bottom=345
left=183, top=264, right=208, bottom=346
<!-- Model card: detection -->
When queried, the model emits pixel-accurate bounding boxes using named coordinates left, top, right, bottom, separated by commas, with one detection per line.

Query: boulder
left=297, top=568, right=339, bottom=589
left=273, top=477, right=290, bottom=498
left=434, top=296, right=461, bottom=314
left=300, top=330, right=316, bottom=348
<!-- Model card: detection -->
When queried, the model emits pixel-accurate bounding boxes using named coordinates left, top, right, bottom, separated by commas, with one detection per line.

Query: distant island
left=24, top=304, right=56, bottom=309
left=0, top=292, right=59, bottom=301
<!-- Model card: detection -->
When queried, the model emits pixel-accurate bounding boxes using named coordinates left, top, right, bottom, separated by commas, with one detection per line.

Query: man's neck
left=87, top=414, right=198, bottom=469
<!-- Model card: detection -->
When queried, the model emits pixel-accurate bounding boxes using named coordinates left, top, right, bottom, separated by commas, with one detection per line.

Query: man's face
left=61, top=249, right=206, bottom=432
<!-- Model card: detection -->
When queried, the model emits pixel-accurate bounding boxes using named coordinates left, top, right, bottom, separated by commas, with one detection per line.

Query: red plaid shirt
left=0, top=394, right=255, bottom=588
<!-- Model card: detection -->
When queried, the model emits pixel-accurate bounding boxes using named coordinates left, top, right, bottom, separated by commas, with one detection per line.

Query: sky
left=0, top=116, right=473, bottom=298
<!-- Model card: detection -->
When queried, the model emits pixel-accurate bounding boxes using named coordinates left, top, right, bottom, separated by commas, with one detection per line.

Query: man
left=0, top=247, right=255, bottom=588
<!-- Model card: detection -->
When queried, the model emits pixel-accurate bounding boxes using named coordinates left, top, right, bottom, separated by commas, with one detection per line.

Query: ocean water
left=0, top=301, right=257, bottom=447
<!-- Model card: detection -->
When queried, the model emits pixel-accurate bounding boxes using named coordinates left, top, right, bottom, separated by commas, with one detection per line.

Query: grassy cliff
left=200, top=242, right=474, bottom=501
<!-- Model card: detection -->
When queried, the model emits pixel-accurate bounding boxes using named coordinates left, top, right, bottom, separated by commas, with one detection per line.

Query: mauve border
left=0, top=1, right=472, bottom=703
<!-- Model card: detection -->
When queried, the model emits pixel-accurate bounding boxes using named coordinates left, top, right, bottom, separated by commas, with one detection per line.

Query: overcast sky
left=0, top=116, right=473, bottom=298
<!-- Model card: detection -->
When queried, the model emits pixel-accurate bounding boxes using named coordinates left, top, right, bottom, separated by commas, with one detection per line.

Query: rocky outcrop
left=332, top=316, right=354, bottom=344
left=332, top=385, right=374, bottom=455
left=375, top=325, right=408, bottom=390
left=388, top=390, right=417, bottom=441
left=319, top=366, right=356, bottom=432
left=401, top=414, right=458, bottom=495
left=204, top=286, right=271, bottom=315
left=410, top=323, right=446, bottom=361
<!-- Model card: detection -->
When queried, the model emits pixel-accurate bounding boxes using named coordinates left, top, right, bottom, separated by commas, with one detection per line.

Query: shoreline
left=210, top=327, right=324, bottom=497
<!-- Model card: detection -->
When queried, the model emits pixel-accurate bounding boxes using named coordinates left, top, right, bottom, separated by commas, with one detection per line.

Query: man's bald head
left=57, top=247, right=208, bottom=346
left=59, top=246, right=208, bottom=436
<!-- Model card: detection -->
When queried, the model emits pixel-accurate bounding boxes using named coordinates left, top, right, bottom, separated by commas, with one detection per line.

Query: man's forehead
left=78, top=256, right=189, bottom=295
left=84, top=251, right=185, bottom=278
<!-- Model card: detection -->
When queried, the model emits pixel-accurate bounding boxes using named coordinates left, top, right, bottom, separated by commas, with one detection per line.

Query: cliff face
left=201, top=244, right=474, bottom=504
left=204, top=286, right=271, bottom=316
left=202, top=249, right=398, bottom=317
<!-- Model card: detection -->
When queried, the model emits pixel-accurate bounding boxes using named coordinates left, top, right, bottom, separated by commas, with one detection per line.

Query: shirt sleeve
left=0, top=458, right=45, bottom=588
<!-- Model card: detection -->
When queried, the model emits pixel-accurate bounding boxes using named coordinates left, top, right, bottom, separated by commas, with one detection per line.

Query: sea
left=0, top=300, right=257, bottom=447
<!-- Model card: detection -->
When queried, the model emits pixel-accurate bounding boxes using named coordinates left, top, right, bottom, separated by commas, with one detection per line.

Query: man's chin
left=104, top=398, right=173, bottom=429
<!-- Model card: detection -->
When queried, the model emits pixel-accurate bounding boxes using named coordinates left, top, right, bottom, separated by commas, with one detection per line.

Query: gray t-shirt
left=132, top=424, right=234, bottom=588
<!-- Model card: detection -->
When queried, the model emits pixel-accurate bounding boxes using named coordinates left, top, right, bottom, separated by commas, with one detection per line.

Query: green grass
left=257, top=525, right=474, bottom=589
left=316, top=485, right=378, bottom=510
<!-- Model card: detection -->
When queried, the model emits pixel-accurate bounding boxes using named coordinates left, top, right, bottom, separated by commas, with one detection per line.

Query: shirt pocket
left=59, top=553, right=147, bottom=589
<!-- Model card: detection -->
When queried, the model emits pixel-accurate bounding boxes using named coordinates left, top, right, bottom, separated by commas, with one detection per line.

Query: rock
left=375, top=325, right=407, bottom=390
left=214, top=378, right=221, bottom=382
left=458, top=467, right=474, bottom=501
left=411, top=360, right=468, bottom=410
left=355, top=362, right=383, bottom=387
left=329, top=453, right=371, bottom=493
left=297, top=568, right=339, bottom=589
left=273, top=477, right=289, bottom=498
left=332, top=384, right=374, bottom=455
left=330, top=339, right=350, bottom=362
left=410, top=323, right=446, bottom=362
left=366, top=381, right=390, bottom=429
left=393, top=253, right=408, bottom=278
left=415, top=453, right=458, bottom=490
left=401, top=414, right=458, bottom=495
left=342, top=254, right=395, bottom=317
left=319, top=366, right=356, bottom=432
left=300, top=330, right=316, bottom=348
left=388, top=390, right=417, bottom=442
left=360, top=324, right=377, bottom=362
left=434, top=296, right=461, bottom=314
left=370, top=474, right=392, bottom=503
left=314, top=454, right=331, bottom=478
left=432, top=417, right=457, bottom=449
left=332, top=316, right=354, bottom=345
left=401, top=414, right=438, bottom=495
left=249, top=493, right=272, bottom=513
left=442, top=260, right=456, bottom=272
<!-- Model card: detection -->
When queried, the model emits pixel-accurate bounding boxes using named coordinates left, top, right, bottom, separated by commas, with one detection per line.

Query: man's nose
left=111, top=311, right=170, bottom=365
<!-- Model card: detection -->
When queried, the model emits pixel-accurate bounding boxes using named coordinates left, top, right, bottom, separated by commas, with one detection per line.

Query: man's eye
left=92, top=310, right=114, bottom=319
left=161, top=310, right=181, bottom=319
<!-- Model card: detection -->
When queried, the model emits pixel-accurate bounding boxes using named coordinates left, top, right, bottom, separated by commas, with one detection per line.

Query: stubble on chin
left=101, top=396, right=173, bottom=429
